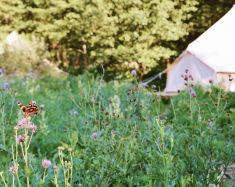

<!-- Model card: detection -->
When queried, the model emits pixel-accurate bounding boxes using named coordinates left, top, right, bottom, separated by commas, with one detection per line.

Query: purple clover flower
left=2, top=82, right=10, bottom=90
left=188, top=87, right=196, bottom=97
left=131, top=70, right=137, bottom=76
left=92, top=132, right=98, bottom=140
left=73, top=111, right=79, bottom=116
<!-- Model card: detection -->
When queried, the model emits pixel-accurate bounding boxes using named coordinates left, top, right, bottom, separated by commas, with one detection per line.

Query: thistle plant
left=0, top=100, right=39, bottom=187
left=41, top=159, right=52, bottom=186
left=14, top=115, right=38, bottom=186
left=58, top=146, right=74, bottom=187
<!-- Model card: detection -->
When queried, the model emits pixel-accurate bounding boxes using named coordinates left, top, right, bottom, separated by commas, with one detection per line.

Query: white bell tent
left=163, top=5, right=235, bottom=94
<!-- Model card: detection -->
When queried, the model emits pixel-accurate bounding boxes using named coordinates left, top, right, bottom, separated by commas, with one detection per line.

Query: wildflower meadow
left=0, top=72, right=234, bottom=187
left=0, top=1, right=234, bottom=186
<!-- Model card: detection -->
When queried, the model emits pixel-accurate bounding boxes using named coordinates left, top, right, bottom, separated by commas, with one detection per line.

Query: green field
left=0, top=75, right=235, bottom=186
left=0, top=1, right=234, bottom=186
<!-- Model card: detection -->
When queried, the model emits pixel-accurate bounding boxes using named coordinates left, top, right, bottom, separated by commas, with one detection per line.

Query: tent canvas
left=0, top=31, right=67, bottom=77
left=163, top=5, right=235, bottom=94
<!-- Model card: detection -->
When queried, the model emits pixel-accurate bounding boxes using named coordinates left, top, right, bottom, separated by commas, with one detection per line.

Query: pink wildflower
left=29, top=123, right=37, bottom=133
left=188, top=87, right=196, bottom=97
left=17, top=135, right=26, bottom=144
left=42, top=159, right=52, bottom=169
left=9, top=165, right=18, bottom=174
left=18, top=118, right=28, bottom=128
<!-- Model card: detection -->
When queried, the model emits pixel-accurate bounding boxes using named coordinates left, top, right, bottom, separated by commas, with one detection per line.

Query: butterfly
left=17, top=101, right=40, bottom=117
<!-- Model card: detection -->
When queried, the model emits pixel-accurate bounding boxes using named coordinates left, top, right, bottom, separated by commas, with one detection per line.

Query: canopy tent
left=163, top=5, right=235, bottom=94
left=0, top=31, right=67, bottom=77
left=0, top=31, right=31, bottom=55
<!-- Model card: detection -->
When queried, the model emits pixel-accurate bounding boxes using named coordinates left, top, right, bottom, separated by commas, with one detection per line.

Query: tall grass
left=0, top=74, right=234, bottom=186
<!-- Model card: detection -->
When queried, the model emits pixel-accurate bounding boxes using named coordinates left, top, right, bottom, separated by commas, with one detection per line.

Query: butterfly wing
left=26, top=102, right=39, bottom=116
left=18, top=102, right=27, bottom=112
left=26, top=107, right=39, bottom=116
left=18, top=101, right=39, bottom=116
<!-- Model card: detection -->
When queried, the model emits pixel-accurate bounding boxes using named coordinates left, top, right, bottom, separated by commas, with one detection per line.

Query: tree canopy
left=0, top=0, right=233, bottom=78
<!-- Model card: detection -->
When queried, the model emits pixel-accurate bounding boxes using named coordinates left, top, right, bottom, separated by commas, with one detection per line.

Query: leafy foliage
left=0, top=0, right=199, bottom=77
left=0, top=75, right=235, bottom=186
left=169, top=87, right=235, bottom=186
left=189, top=0, right=234, bottom=38
left=0, top=1, right=233, bottom=78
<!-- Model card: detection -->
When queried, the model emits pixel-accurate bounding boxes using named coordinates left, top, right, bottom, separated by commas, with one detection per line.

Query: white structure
left=164, top=5, right=235, bottom=94
left=5, top=31, right=30, bottom=50
left=0, top=31, right=30, bottom=54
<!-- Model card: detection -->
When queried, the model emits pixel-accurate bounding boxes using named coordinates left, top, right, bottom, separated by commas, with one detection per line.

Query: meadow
left=0, top=74, right=235, bottom=187
left=0, top=1, right=233, bottom=186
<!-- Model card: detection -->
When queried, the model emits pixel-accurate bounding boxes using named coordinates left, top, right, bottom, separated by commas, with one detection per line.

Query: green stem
left=69, top=152, right=73, bottom=186
left=0, top=93, right=6, bottom=147
left=27, top=133, right=33, bottom=150
left=190, top=95, right=192, bottom=122
left=216, top=88, right=222, bottom=113
left=59, top=150, right=67, bottom=187
left=13, top=132, right=21, bottom=187
left=2, top=120, right=6, bottom=149
left=0, top=172, right=8, bottom=187
left=15, top=129, right=18, bottom=163
left=16, top=173, right=21, bottom=187
left=42, top=169, right=46, bottom=185
left=24, top=119, right=30, bottom=187
left=20, top=144, right=25, bottom=158
left=12, top=175, right=14, bottom=187
left=170, top=99, right=176, bottom=122
left=53, top=166, right=59, bottom=187
left=25, top=149, right=30, bottom=187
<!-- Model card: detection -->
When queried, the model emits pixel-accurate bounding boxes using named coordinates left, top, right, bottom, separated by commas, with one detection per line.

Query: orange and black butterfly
left=18, top=101, right=40, bottom=117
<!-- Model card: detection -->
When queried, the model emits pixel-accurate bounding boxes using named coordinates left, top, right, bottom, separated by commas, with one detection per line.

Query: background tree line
left=0, top=0, right=233, bottom=79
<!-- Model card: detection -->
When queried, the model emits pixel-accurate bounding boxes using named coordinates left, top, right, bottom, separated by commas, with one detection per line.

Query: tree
left=3, top=0, right=232, bottom=78
left=188, top=0, right=234, bottom=42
